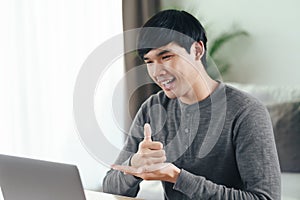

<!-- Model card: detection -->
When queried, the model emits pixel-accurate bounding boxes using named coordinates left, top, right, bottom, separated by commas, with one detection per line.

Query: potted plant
left=206, top=29, right=249, bottom=79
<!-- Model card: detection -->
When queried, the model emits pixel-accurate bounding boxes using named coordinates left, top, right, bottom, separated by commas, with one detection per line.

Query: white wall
left=0, top=0, right=124, bottom=191
left=162, top=0, right=300, bottom=86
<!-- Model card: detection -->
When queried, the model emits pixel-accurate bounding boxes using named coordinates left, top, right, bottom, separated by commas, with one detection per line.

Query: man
left=103, top=9, right=281, bottom=200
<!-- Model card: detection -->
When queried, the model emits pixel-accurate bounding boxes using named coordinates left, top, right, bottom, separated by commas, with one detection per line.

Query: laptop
left=0, top=154, right=86, bottom=200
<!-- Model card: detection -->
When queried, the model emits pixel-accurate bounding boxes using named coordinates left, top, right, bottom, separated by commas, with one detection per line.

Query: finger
left=147, top=156, right=167, bottom=164
left=140, top=141, right=163, bottom=150
left=141, top=149, right=165, bottom=158
left=144, top=123, right=152, bottom=142
left=111, top=165, right=143, bottom=174
left=143, top=163, right=170, bottom=173
left=149, top=149, right=166, bottom=157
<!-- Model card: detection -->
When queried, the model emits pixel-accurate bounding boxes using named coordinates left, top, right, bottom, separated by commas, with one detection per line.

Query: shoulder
left=224, top=84, right=274, bottom=138
left=224, top=83, right=267, bottom=114
left=224, top=83, right=272, bottom=133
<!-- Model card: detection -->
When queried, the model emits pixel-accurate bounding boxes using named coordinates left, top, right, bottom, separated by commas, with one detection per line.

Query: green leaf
left=219, top=63, right=230, bottom=75
left=209, top=31, right=249, bottom=57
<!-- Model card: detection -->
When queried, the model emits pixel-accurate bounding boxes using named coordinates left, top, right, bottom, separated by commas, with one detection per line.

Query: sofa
left=137, top=82, right=300, bottom=200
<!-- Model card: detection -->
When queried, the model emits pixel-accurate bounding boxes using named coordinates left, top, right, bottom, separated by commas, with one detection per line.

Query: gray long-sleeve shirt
left=102, top=83, right=281, bottom=200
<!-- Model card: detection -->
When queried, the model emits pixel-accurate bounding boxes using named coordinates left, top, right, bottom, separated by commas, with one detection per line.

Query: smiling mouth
left=160, top=77, right=176, bottom=90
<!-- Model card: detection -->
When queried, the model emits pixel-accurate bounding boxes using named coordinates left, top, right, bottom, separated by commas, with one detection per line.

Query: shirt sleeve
left=173, top=103, right=281, bottom=200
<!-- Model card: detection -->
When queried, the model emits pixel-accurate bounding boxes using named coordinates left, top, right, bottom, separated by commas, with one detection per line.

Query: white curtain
left=0, top=0, right=123, bottom=190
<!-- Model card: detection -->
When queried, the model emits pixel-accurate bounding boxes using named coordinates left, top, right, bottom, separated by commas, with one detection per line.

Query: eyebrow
left=143, top=49, right=172, bottom=60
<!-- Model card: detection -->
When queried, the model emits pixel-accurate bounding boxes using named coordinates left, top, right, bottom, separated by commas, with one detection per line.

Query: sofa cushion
left=267, top=101, right=300, bottom=172
left=227, top=82, right=300, bottom=105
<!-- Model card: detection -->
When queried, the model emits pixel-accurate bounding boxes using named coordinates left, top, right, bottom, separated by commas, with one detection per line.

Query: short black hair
left=137, top=9, right=208, bottom=68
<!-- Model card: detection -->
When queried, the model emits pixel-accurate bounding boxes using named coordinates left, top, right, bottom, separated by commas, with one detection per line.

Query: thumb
left=144, top=123, right=152, bottom=142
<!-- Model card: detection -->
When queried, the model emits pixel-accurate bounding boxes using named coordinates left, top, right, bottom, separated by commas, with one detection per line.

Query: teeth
left=162, top=80, right=172, bottom=85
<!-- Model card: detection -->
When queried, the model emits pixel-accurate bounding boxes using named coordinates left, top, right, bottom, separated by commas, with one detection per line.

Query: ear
left=191, top=41, right=205, bottom=61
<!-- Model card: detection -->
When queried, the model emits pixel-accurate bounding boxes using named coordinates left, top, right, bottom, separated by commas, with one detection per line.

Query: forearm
left=102, top=168, right=142, bottom=197
left=102, top=152, right=142, bottom=196
left=173, top=169, right=280, bottom=200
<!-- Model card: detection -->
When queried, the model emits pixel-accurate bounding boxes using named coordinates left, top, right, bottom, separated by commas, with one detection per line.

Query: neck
left=180, top=72, right=219, bottom=105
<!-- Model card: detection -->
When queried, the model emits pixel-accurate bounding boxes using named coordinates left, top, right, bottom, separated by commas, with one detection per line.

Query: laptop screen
left=0, top=154, right=86, bottom=200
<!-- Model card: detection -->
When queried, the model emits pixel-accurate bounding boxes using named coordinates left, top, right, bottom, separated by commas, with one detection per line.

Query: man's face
left=143, top=42, right=202, bottom=101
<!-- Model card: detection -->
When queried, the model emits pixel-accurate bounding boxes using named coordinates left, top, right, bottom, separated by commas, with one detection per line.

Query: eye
left=162, top=55, right=173, bottom=61
left=145, top=60, right=153, bottom=64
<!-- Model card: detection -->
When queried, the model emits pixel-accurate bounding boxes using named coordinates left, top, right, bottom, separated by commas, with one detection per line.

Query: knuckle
left=139, top=142, right=146, bottom=149
left=155, top=142, right=163, bottom=149
left=159, top=142, right=164, bottom=149
left=158, top=142, right=164, bottom=148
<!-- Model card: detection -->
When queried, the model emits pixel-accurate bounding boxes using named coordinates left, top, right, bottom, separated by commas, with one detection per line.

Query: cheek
left=176, top=66, right=198, bottom=83
left=146, top=66, right=155, bottom=79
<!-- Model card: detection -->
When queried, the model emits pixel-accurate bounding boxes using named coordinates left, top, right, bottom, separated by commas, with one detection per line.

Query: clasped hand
left=112, top=123, right=180, bottom=183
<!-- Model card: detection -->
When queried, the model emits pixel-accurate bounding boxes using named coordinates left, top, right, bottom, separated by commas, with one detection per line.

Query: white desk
left=85, top=190, right=144, bottom=200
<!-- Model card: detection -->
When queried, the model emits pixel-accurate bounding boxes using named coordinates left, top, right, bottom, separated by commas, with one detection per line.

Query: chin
left=164, top=90, right=178, bottom=99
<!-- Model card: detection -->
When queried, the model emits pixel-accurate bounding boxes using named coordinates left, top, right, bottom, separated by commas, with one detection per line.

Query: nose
left=151, top=62, right=166, bottom=77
